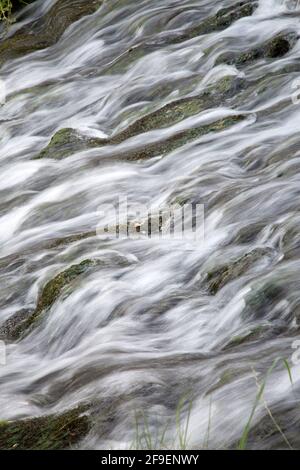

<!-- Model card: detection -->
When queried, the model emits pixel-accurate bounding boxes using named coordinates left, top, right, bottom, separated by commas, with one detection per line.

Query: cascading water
left=0, top=0, right=300, bottom=450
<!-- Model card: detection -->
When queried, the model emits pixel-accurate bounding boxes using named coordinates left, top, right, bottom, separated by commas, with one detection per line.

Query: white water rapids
left=1, top=0, right=300, bottom=449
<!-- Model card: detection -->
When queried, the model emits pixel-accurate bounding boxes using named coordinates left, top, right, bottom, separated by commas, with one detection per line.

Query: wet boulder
left=0, top=0, right=103, bottom=64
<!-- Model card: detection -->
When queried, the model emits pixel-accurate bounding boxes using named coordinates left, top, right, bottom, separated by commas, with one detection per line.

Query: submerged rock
left=0, top=0, right=103, bottom=64
left=170, top=1, right=258, bottom=44
left=11, top=0, right=37, bottom=13
left=243, top=281, right=286, bottom=318
left=0, top=259, right=100, bottom=340
left=246, top=404, right=300, bottom=449
left=217, top=33, right=297, bottom=67
left=37, top=116, right=245, bottom=162
left=206, top=366, right=248, bottom=395
left=0, top=405, right=90, bottom=450
left=35, top=128, right=106, bottom=160
left=204, top=248, right=271, bottom=295
left=111, top=76, right=243, bottom=143
left=223, top=325, right=273, bottom=350
left=112, top=115, right=246, bottom=162
left=231, top=223, right=266, bottom=245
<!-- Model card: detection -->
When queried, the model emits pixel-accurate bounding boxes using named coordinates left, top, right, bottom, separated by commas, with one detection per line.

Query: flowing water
left=1, top=0, right=300, bottom=449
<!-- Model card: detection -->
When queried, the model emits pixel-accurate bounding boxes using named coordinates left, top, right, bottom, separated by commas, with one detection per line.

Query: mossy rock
left=35, top=76, right=245, bottom=161
left=35, top=128, right=107, bottom=160
left=110, top=75, right=243, bottom=144
left=103, top=44, right=153, bottom=75
left=0, top=259, right=100, bottom=340
left=245, top=405, right=300, bottom=449
left=112, top=115, right=246, bottom=162
left=204, top=248, right=271, bottom=295
left=170, top=1, right=258, bottom=44
left=0, top=0, right=103, bottom=64
left=0, top=309, right=32, bottom=341
left=281, top=225, right=300, bottom=260
left=217, top=32, right=297, bottom=67
left=231, top=223, right=266, bottom=245
left=0, top=405, right=90, bottom=450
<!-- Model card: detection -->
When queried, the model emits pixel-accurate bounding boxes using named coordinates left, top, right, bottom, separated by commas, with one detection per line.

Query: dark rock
left=0, top=259, right=100, bottom=340
left=232, top=223, right=266, bottom=245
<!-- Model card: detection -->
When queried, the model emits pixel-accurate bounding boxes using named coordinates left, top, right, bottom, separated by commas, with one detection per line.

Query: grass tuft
left=0, top=0, right=12, bottom=23
left=238, top=358, right=293, bottom=450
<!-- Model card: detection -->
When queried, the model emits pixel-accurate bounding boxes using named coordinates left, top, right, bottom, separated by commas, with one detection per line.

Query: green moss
left=0, top=0, right=103, bottom=63
left=36, top=76, right=244, bottom=161
left=232, top=223, right=265, bottom=245
left=35, top=128, right=107, bottom=160
left=205, top=248, right=269, bottom=295
left=245, top=406, right=298, bottom=449
left=217, top=33, right=296, bottom=67
left=244, top=281, right=285, bottom=317
left=112, top=115, right=245, bottom=162
left=0, top=405, right=90, bottom=450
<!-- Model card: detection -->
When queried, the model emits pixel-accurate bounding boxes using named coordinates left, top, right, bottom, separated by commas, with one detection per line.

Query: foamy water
left=0, top=0, right=300, bottom=449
